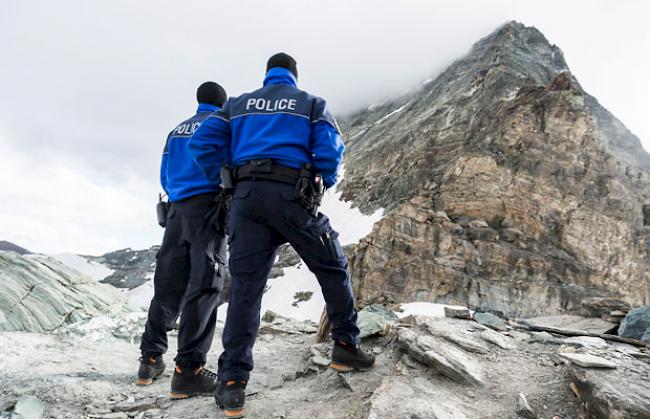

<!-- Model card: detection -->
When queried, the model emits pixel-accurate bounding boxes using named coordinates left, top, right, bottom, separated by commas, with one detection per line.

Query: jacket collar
left=197, top=103, right=219, bottom=113
left=263, top=67, right=297, bottom=87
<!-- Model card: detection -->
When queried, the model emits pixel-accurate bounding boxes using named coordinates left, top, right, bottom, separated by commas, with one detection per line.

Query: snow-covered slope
left=318, top=181, right=384, bottom=245
left=52, top=253, right=114, bottom=282
left=125, top=273, right=155, bottom=309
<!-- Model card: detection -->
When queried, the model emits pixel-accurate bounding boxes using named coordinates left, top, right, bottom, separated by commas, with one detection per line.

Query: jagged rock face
left=0, top=251, right=136, bottom=332
left=86, top=247, right=158, bottom=289
left=341, top=22, right=650, bottom=317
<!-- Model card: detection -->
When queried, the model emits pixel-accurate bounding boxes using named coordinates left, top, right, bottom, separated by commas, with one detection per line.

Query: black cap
left=266, top=53, right=298, bottom=78
left=196, top=82, right=227, bottom=107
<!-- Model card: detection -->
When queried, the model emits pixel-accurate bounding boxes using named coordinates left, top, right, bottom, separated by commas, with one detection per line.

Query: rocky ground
left=2, top=308, right=648, bottom=419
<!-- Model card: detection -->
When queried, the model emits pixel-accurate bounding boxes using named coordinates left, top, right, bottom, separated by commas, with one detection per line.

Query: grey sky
left=1, top=0, right=648, bottom=254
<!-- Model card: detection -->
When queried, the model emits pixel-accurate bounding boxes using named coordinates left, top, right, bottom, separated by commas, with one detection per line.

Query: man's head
left=196, top=82, right=227, bottom=107
left=266, top=53, right=298, bottom=78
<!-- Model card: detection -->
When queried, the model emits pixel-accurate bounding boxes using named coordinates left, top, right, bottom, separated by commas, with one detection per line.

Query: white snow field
left=52, top=253, right=113, bottom=281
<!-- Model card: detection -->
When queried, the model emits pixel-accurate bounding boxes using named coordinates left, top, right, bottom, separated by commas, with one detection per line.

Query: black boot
left=136, top=355, right=166, bottom=386
left=170, top=365, right=218, bottom=399
left=215, top=380, right=247, bottom=418
left=330, top=341, right=375, bottom=372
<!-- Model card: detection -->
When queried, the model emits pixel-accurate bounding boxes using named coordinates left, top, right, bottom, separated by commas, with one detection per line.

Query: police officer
left=189, top=54, right=375, bottom=418
left=137, top=82, right=228, bottom=399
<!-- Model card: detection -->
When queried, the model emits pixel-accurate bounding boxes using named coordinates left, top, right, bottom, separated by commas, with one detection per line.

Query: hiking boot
left=330, top=341, right=376, bottom=372
left=170, top=365, right=218, bottom=399
left=136, top=355, right=165, bottom=386
left=215, top=380, right=247, bottom=418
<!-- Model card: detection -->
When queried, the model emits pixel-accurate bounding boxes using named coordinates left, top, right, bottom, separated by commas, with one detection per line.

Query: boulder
left=357, top=304, right=396, bottom=338
left=444, top=306, right=472, bottom=320
left=569, top=364, right=650, bottom=418
left=618, top=305, right=650, bottom=342
left=398, top=329, right=484, bottom=386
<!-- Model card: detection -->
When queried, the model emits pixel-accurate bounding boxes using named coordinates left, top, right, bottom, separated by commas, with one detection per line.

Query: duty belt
left=233, top=159, right=306, bottom=185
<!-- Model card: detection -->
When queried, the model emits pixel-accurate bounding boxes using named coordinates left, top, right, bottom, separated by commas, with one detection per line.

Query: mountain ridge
left=0, top=240, right=31, bottom=255
left=338, top=21, right=650, bottom=317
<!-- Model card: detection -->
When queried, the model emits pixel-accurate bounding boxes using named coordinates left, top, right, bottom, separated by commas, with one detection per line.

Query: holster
left=293, top=165, right=325, bottom=217
left=156, top=194, right=170, bottom=228
left=220, top=165, right=235, bottom=193
left=230, top=159, right=324, bottom=217
left=205, top=190, right=230, bottom=234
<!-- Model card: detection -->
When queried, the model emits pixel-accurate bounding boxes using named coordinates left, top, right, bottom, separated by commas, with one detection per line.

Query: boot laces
left=337, top=340, right=367, bottom=355
left=198, top=367, right=217, bottom=379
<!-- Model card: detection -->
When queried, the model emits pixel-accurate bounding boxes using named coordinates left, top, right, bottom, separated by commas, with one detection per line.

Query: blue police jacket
left=188, top=67, right=344, bottom=188
left=160, top=103, right=222, bottom=202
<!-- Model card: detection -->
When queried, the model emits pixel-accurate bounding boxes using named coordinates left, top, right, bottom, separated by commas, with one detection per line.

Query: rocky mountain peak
left=339, top=22, right=650, bottom=318
left=340, top=22, right=648, bottom=213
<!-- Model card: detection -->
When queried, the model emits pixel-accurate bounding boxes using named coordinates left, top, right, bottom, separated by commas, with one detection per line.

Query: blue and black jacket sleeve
left=310, top=98, right=344, bottom=188
left=187, top=102, right=232, bottom=186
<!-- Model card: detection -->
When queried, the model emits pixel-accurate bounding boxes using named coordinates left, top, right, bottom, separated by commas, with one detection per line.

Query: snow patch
left=322, top=188, right=383, bottom=246
left=348, top=128, right=367, bottom=140
left=126, top=280, right=154, bottom=310
left=52, top=253, right=113, bottom=281
left=375, top=105, right=407, bottom=125
left=422, top=77, right=433, bottom=85
left=261, top=264, right=324, bottom=322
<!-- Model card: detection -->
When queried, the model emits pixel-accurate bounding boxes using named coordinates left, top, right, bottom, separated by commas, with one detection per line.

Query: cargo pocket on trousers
left=204, top=248, right=225, bottom=293
left=321, top=228, right=346, bottom=263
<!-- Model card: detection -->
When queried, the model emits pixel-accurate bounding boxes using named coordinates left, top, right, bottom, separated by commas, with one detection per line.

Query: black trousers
left=218, top=180, right=360, bottom=382
left=140, top=193, right=225, bottom=368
